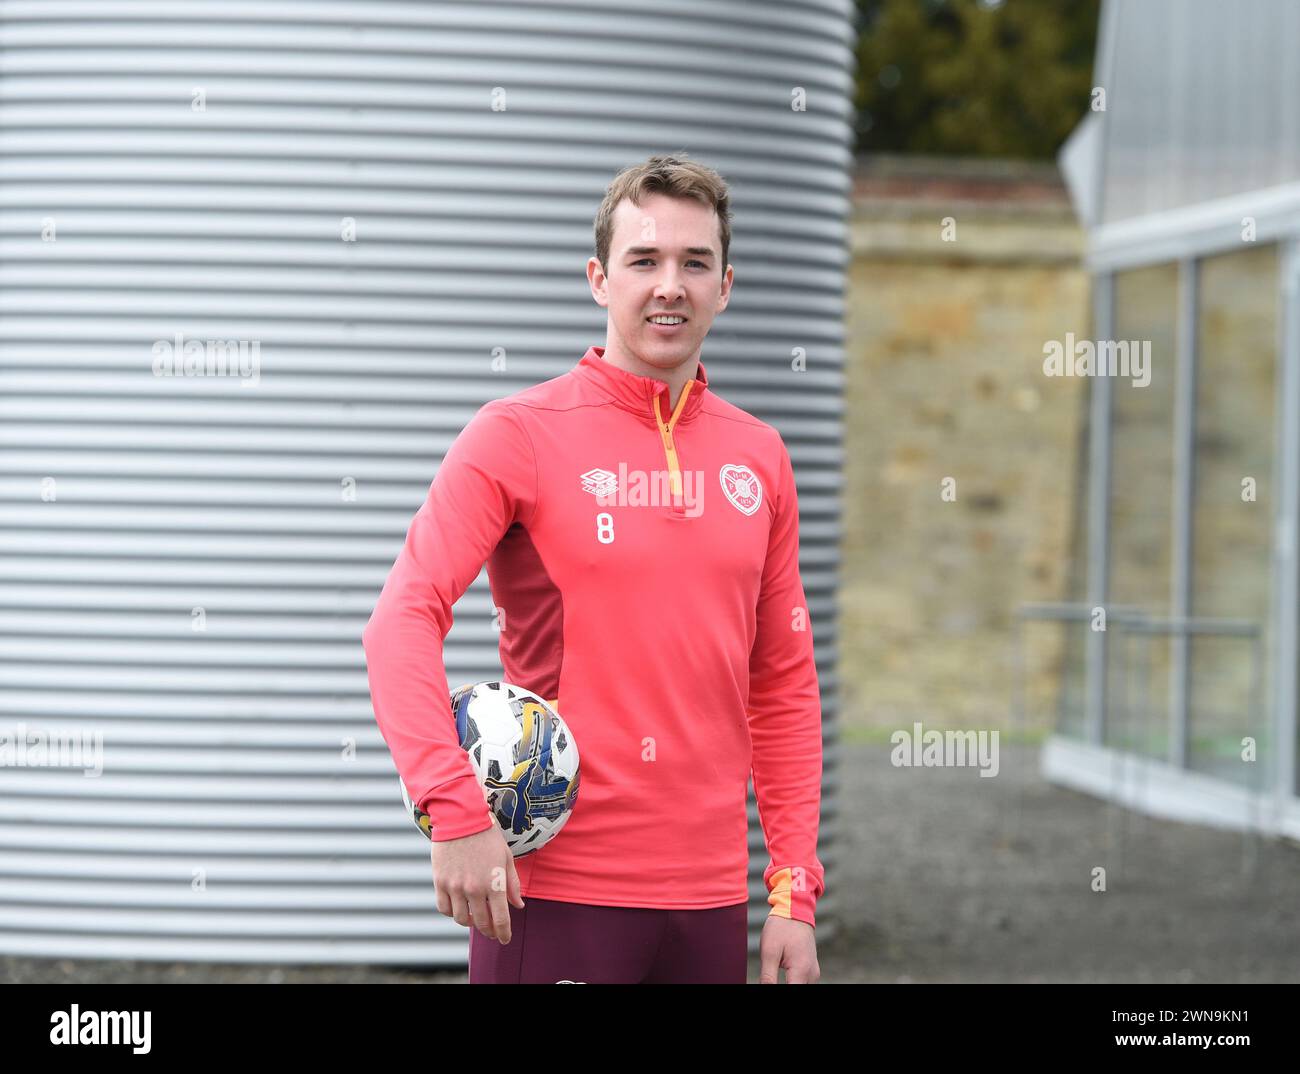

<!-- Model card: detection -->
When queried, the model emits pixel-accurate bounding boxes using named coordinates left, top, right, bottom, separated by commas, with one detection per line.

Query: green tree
left=855, top=0, right=1101, bottom=158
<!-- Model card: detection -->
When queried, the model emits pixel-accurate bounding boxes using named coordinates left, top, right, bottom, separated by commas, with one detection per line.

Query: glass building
left=1042, top=0, right=1300, bottom=840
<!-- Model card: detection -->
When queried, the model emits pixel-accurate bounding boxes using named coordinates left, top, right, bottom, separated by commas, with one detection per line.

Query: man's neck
left=599, top=339, right=699, bottom=416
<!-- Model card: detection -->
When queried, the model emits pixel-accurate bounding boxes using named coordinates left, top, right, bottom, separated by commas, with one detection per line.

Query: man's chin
left=637, top=330, right=698, bottom=359
left=635, top=347, right=695, bottom=372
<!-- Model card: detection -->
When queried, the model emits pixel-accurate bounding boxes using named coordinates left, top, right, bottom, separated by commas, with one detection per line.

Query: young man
left=362, top=154, right=825, bottom=984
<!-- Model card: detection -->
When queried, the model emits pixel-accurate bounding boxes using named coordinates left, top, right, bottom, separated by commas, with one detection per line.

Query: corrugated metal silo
left=0, top=0, right=853, bottom=964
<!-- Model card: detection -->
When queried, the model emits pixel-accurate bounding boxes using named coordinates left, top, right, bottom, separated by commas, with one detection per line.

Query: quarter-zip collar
left=573, top=345, right=709, bottom=428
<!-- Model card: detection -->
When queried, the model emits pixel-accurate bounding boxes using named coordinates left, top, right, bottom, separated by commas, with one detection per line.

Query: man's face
left=587, top=192, right=734, bottom=371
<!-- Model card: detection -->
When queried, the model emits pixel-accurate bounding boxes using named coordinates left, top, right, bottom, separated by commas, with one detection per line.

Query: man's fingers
left=467, top=894, right=497, bottom=939
left=488, top=889, right=512, bottom=944
left=784, top=962, right=812, bottom=984
left=449, top=892, right=471, bottom=929
left=506, top=859, right=525, bottom=910
left=780, top=955, right=820, bottom=984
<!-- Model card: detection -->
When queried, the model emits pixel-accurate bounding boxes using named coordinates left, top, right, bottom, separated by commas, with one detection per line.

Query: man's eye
left=632, top=259, right=708, bottom=267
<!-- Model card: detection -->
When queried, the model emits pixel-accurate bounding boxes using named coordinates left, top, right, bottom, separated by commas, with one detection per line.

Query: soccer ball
left=399, top=681, right=580, bottom=856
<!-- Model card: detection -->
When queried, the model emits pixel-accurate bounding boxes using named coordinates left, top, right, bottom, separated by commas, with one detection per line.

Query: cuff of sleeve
left=419, top=770, right=494, bottom=842
left=765, top=866, right=819, bottom=929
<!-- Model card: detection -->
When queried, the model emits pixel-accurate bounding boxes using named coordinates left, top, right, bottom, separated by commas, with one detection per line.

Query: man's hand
left=430, top=824, right=524, bottom=945
left=759, top=915, right=820, bottom=983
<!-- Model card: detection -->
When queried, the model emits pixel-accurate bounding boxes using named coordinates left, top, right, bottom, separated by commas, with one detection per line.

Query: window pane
left=1107, top=263, right=1179, bottom=756
left=1056, top=299, right=1096, bottom=742
left=1189, top=243, right=1277, bottom=784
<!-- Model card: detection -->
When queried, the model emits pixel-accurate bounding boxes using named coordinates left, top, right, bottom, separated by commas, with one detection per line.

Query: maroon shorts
left=468, top=896, right=750, bottom=984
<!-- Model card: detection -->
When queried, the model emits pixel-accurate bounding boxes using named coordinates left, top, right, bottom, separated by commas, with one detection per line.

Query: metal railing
left=1012, top=601, right=1267, bottom=875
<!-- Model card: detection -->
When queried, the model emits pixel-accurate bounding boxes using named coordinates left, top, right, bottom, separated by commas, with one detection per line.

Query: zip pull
left=652, top=393, right=685, bottom=502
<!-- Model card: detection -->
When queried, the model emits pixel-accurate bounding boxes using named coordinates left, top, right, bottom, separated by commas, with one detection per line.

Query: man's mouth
left=646, top=314, right=688, bottom=331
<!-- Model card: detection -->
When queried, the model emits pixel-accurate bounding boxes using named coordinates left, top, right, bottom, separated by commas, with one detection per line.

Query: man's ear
left=715, top=264, right=734, bottom=314
left=586, top=256, right=609, bottom=308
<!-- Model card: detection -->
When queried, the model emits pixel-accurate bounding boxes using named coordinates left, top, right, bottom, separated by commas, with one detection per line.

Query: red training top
left=362, top=345, right=826, bottom=926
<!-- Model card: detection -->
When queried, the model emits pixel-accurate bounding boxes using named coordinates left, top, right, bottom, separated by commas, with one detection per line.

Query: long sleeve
left=361, top=399, right=538, bottom=841
left=747, top=437, right=827, bottom=927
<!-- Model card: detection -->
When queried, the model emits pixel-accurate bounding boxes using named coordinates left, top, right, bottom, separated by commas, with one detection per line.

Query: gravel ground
left=4, top=741, right=1297, bottom=984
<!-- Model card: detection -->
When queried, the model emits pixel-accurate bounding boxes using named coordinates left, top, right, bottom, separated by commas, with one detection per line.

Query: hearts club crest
left=719, top=464, right=763, bottom=516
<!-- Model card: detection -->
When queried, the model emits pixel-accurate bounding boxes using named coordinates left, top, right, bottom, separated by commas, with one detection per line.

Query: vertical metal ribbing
left=0, top=0, right=854, bottom=964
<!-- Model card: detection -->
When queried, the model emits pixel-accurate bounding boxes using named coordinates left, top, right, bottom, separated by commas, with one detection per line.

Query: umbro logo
left=580, top=468, right=619, bottom=497
left=580, top=463, right=702, bottom=516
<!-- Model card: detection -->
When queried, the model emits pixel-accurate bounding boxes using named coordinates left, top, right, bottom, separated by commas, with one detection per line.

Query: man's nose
left=654, top=271, right=685, bottom=298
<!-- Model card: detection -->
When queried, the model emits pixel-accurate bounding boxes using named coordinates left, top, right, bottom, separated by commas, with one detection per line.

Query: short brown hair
left=594, top=153, right=733, bottom=279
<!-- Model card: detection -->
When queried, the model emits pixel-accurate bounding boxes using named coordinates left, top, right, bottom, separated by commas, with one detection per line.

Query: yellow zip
left=652, top=381, right=694, bottom=500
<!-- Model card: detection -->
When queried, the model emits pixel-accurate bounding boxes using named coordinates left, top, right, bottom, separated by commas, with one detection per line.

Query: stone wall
left=840, top=155, right=1090, bottom=734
